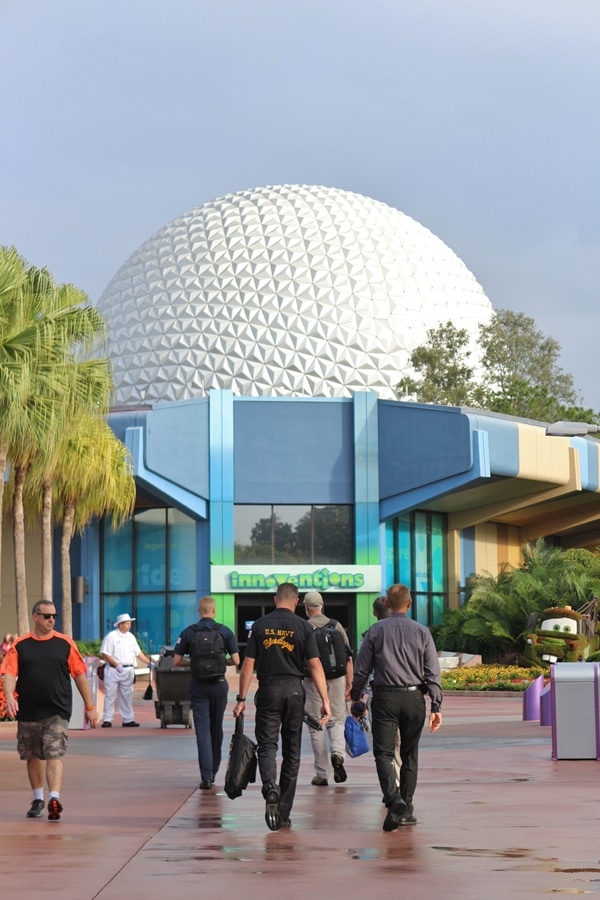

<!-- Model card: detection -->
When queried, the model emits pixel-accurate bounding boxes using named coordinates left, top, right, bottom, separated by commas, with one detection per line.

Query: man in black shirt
left=352, top=584, right=442, bottom=832
left=233, top=582, right=331, bottom=831
left=173, top=595, right=240, bottom=790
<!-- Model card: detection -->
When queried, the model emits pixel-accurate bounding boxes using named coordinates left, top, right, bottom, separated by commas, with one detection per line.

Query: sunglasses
left=36, top=613, right=57, bottom=620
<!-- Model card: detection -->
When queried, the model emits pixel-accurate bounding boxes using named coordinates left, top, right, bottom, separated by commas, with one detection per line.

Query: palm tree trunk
left=61, top=501, right=75, bottom=637
left=41, top=479, right=53, bottom=600
left=0, top=445, right=6, bottom=613
left=13, top=464, right=29, bottom=635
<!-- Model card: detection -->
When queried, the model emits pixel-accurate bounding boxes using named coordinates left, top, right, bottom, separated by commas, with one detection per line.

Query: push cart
left=154, top=646, right=193, bottom=728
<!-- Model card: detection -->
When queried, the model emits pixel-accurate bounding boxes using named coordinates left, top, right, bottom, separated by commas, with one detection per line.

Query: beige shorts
left=17, top=716, right=69, bottom=761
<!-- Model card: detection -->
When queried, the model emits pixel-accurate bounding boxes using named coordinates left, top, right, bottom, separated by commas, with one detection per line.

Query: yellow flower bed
left=441, top=664, right=545, bottom=692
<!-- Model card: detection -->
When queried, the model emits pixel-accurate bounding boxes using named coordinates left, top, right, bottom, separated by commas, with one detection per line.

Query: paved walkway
left=1, top=683, right=598, bottom=899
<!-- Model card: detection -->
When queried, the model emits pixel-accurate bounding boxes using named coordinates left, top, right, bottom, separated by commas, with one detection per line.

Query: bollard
left=523, top=673, right=545, bottom=721
left=540, top=684, right=552, bottom=726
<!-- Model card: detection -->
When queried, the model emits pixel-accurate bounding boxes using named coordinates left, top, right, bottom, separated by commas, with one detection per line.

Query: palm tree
left=2, top=261, right=108, bottom=632
left=52, top=414, right=135, bottom=636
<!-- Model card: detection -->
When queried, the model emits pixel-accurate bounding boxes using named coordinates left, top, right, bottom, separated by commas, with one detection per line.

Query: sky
left=1, top=0, right=599, bottom=410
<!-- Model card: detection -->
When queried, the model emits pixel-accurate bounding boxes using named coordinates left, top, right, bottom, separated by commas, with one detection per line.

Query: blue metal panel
left=209, top=391, right=235, bottom=564
left=125, top=428, right=207, bottom=519
left=380, top=429, right=490, bottom=520
left=196, top=519, right=211, bottom=597
left=461, top=527, right=476, bottom=604
left=354, top=392, right=380, bottom=564
left=379, top=402, right=473, bottom=498
left=463, top=413, right=520, bottom=477
left=108, top=409, right=148, bottom=443
left=571, top=436, right=600, bottom=492
left=145, top=399, right=210, bottom=498
left=234, top=396, right=354, bottom=503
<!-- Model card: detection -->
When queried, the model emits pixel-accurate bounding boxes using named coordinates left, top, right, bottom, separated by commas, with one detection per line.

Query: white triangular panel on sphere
left=96, top=184, right=494, bottom=404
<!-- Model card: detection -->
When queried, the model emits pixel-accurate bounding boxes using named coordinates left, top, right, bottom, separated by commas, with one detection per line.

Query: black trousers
left=371, top=689, right=426, bottom=808
left=189, top=678, right=228, bottom=783
left=254, top=678, right=305, bottom=819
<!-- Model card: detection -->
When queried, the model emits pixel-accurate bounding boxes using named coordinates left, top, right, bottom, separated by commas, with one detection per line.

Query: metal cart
left=154, top=647, right=193, bottom=728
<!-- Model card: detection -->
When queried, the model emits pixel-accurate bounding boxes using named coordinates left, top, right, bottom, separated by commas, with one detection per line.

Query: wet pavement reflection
left=2, top=691, right=600, bottom=898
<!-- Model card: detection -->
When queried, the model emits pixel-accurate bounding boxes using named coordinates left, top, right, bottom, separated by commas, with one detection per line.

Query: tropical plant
left=459, top=540, right=600, bottom=661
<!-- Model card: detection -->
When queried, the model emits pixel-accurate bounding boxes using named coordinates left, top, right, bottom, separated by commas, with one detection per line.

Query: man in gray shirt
left=351, top=583, right=442, bottom=832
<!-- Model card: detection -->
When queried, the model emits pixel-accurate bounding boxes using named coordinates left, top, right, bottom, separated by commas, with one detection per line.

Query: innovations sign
left=211, top=565, right=382, bottom=594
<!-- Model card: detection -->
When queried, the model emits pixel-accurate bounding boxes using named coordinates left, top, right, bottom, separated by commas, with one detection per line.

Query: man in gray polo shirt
left=351, top=583, right=442, bottom=832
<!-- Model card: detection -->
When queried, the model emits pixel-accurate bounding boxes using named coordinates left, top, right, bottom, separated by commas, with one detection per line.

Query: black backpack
left=313, top=619, right=350, bottom=680
left=190, top=622, right=227, bottom=681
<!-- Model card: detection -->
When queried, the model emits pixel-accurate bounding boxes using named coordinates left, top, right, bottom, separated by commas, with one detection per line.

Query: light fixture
left=545, top=421, right=600, bottom=437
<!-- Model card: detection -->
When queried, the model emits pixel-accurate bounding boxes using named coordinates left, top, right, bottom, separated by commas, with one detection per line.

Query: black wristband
left=236, top=695, right=246, bottom=702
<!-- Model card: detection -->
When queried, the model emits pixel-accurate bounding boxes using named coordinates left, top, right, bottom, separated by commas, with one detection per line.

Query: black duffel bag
left=224, top=713, right=258, bottom=800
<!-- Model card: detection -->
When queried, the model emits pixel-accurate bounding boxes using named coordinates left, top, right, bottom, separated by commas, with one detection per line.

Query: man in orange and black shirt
left=0, top=599, right=97, bottom=821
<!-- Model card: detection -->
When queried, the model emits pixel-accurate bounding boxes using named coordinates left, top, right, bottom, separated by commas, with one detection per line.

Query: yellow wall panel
left=517, top=424, right=572, bottom=483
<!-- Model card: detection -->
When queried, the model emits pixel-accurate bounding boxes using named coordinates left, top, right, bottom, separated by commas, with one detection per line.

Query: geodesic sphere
left=96, top=184, right=493, bottom=404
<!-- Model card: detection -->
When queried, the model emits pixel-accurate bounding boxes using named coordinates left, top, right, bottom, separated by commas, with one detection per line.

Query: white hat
left=114, top=613, right=135, bottom=627
left=303, top=591, right=324, bottom=608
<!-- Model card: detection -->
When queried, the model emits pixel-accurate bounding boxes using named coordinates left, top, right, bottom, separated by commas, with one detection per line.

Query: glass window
left=102, top=520, right=133, bottom=592
left=235, top=505, right=272, bottom=563
left=101, top=508, right=197, bottom=649
left=314, top=505, right=353, bottom=564
left=135, top=509, right=167, bottom=591
left=169, top=592, right=200, bottom=645
left=390, top=511, right=448, bottom=625
left=234, top=505, right=353, bottom=564
left=276, top=505, right=310, bottom=563
left=168, top=508, right=196, bottom=590
left=136, top=593, right=166, bottom=653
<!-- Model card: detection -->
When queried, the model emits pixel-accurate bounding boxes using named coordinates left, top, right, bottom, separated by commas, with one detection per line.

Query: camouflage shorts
left=17, top=716, right=69, bottom=761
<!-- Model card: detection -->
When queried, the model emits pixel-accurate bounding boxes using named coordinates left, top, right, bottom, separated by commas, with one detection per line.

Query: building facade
left=57, top=392, right=600, bottom=652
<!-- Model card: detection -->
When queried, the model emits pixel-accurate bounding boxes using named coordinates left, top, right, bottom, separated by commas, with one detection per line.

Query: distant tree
left=397, top=322, right=483, bottom=407
left=397, top=309, right=599, bottom=423
left=478, top=309, right=597, bottom=421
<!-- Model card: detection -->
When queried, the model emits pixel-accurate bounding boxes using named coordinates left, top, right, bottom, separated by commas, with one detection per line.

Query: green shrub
left=76, top=639, right=102, bottom=658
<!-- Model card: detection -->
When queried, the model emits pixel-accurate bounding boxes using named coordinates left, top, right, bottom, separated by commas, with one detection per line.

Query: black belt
left=374, top=685, right=420, bottom=693
left=115, top=664, right=134, bottom=667
left=263, top=677, right=303, bottom=684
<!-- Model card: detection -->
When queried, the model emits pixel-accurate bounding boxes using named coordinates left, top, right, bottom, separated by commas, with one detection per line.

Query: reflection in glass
left=168, top=508, right=196, bottom=590
left=136, top=593, right=166, bottom=652
left=169, top=592, right=199, bottom=645
left=135, top=509, right=167, bottom=591
left=103, top=519, right=133, bottom=592
left=234, top=505, right=353, bottom=564
left=235, top=505, right=271, bottom=563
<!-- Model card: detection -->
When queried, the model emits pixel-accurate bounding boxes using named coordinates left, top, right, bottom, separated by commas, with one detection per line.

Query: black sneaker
left=26, top=799, right=45, bottom=818
left=264, top=785, right=281, bottom=831
left=398, top=802, right=417, bottom=825
left=47, top=798, right=63, bottom=821
left=331, top=752, right=347, bottom=784
left=122, top=721, right=140, bottom=727
left=383, top=798, right=406, bottom=832
left=311, top=776, right=328, bottom=786
left=101, top=721, right=112, bottom=728
left=280, top=817, right=292, bottom=828
left=199, top=780, right=213, bottom=790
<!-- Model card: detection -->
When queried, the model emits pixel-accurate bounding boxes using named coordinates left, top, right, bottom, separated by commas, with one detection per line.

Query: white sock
left=49, top=791, right=60, bottom=800
left=33, top=788, right=44, bottom=801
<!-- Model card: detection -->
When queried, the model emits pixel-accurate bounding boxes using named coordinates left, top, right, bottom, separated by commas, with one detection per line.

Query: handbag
left=224, top=713, right=258, bottom=800
left=344, top=714, right=370, bottom=757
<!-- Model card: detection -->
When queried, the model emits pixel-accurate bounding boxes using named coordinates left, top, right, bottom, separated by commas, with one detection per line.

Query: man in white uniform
left=100, top=614, right=150, bottom=727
